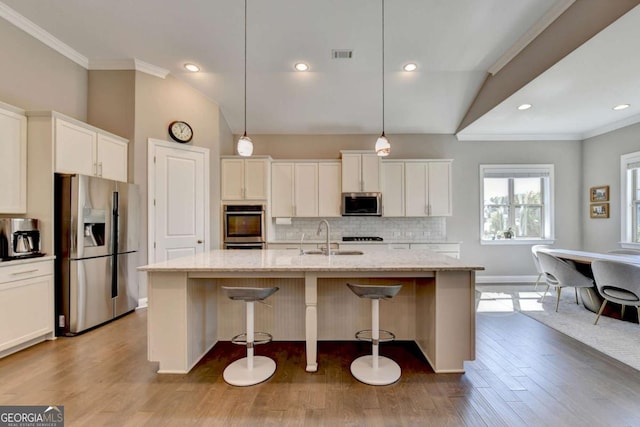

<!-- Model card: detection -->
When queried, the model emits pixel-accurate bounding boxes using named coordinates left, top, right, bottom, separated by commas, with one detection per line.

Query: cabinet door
left=271, top=163, right=294, bottom=217
left=427, top=161, right=452, bottom=216
left=97, top=133, right=128, bottom=182
left=221, top=159, right=245, bottom=200
left=361, top=153, right=381, bottom=192
left=55, top=119, right=97, bottom=176
left=294, top=163, right=318, bottom=217
left=318, top=162, right=342, bottom=217
left=341, top=154, right=361, bottom=192
left=0, top=108, right=27, bottom=213
left=405, top=162, right=428, bottom=216
left=381, top=162, right=404, bottom=217
left=0, top=274, right=53, bottom=353
left=244, top=159, right=269, bottom=200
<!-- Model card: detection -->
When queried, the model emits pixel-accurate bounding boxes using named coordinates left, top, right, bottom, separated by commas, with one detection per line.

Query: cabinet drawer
left=0, top=260, right=53, bottom=285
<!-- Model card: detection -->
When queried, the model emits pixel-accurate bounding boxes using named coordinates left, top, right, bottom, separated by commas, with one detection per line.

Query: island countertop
left=139, top=249, right=484, bottom=273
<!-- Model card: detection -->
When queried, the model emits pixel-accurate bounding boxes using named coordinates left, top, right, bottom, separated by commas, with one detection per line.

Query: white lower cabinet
left=0, top=259, right=54, bottom=358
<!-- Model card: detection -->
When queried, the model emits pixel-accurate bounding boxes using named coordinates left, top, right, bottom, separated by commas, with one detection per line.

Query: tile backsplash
left=271, top=217, right=446, bottom=241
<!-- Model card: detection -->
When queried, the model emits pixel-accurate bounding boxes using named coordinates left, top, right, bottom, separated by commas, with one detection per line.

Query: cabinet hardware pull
left=93, top=162, right=98, bottom=175
left=11, top=269, right=39, bottom=276
left=98, top=162, right=103, bottom=176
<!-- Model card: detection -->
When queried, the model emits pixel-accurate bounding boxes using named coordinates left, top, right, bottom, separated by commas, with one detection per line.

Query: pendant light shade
left=375, top=132, right=390, bottom=156
left=237, top=0, right=253, bottom=157
left=237, top=133, right=253, bottom=157
left=375, top=0, right=390, bottom=157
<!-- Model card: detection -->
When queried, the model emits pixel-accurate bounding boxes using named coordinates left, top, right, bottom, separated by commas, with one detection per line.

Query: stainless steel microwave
left=341, top=192, right=382, bottom=216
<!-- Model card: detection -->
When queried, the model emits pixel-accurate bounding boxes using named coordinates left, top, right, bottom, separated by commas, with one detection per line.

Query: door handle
left=197, top=240, right=203, bottom=244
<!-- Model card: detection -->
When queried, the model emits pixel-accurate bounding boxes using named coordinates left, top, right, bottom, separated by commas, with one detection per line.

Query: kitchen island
left=140, top=249, right=483, bottom=374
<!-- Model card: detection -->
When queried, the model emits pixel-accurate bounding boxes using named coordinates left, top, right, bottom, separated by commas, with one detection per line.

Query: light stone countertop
left=269, top=240, right=461, bottom=245
left=0, top=255, right=55, bottom=267
left=139, top=249, right=483, bottom=273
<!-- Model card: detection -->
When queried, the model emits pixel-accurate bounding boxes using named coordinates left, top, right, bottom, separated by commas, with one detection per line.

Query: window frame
left=480, top=164, right=555, bottom=245
left=620, top=151, right=640, bottom=248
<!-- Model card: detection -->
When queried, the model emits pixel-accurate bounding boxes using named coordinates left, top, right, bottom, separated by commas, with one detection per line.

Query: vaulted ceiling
left=1, top=0, right=639, bottom=140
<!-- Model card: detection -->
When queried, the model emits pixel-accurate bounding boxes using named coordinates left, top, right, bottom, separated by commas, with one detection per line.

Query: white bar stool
left=222, top=286, right=279, bottom=386
left=347, top=283, right=402, bottom=386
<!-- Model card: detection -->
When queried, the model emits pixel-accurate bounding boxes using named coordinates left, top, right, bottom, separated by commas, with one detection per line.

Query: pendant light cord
left=243, top=0, right=248, bottom=137
left=381, top=0, right=385, bottom=135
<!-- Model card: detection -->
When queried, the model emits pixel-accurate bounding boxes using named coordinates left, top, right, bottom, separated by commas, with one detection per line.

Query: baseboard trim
left=137, top=298, right=148, bottom=309
left=476, top=275, right=537, bottom=284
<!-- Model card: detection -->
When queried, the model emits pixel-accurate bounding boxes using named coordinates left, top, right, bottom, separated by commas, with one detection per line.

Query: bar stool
left=221, top=286, right=279, bottom=386
left=347, top=283, right=402, bottom=386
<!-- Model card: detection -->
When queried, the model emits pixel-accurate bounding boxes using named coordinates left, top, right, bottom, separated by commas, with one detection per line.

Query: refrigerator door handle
left=112, top=191, right=119, bottom=299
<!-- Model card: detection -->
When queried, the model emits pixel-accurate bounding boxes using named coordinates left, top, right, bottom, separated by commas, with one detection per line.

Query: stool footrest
left=355, top=329, right=396, bottom=343
left=231, top=332, right=273, bottom=346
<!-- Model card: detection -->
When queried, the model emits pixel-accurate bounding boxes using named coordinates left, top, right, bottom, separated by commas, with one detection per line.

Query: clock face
left=169, top=121, right=193, bottom=143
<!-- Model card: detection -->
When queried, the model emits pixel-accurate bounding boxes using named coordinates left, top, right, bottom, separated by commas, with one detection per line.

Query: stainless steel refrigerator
left=55, top=174, right=139, bottom=336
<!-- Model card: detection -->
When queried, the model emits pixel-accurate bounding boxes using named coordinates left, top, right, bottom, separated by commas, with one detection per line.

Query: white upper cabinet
left=318, top=162, right=341, bottom=217
left=54, top=118, right=128, bottom=182
left=341, top=151, right=381, bottom=192
left=381, top=161, right=405, bottom=217
left=405, top=160, right=452, bottom=217
left=221, top=157, right=270, bottom=201
left=271, top=161, right=340, bottom=218
left=0, top=103, right=27, bottom=213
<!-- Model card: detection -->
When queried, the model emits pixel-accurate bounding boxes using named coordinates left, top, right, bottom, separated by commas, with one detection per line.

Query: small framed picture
left=590, top=203, right=609, bottom=219
left=590, top=185, right=609, bottom=202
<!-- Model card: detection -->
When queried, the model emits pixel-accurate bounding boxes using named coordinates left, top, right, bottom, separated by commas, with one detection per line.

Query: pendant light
left=375, top=0, right=390, bottom=156
left=237, top=0, right=253, bottom=157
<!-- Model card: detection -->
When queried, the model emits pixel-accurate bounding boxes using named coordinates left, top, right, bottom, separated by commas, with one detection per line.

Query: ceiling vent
left=332, top=49, right=353, bottom=59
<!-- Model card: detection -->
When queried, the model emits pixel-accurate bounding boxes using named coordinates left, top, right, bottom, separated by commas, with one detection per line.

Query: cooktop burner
left=342, top=236, right=383, bottom=242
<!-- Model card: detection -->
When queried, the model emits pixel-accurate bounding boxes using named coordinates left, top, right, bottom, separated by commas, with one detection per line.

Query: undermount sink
left=300, top=249, right=364, bottom=256
left=330, top=250, right=364, bottom=256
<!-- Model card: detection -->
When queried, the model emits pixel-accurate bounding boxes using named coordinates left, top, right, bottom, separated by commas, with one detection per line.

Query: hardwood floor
left=2, top=301, right=640, bottom=426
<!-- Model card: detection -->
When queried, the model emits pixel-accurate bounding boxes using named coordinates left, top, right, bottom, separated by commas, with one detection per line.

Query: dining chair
left=591, top=259, right=640, bottom=325
left=536, top=252, right=596, bottom=312
left=531, top=245, right=550, bottom=291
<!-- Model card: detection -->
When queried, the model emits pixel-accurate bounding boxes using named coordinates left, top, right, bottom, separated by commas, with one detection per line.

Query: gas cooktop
left=342, top=236, right=383, bottom=242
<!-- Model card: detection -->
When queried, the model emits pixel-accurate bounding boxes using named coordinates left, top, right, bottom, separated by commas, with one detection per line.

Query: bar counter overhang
left=139, top=249, right=485, bottom=374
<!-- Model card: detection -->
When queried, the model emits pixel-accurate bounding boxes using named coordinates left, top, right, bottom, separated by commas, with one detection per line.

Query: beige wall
left=134, top=72, right=227, bottom=298
left=0, top=18, right=87, bottom=120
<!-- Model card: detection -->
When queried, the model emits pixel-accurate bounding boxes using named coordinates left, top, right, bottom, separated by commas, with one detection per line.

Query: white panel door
left=150, top=141, right=209, bottom=262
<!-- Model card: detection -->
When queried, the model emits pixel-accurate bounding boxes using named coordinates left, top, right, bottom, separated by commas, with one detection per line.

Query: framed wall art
left=590, top=185, right=609, bottom=202
left=590, top=203, right=609, bottom=219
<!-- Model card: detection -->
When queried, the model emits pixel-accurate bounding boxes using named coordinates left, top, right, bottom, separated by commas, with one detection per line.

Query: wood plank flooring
left=2, top=303, right=640, bottom=426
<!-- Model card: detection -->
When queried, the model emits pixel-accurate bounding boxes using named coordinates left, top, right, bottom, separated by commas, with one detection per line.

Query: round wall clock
left=168, top=121, right=193, bottom=143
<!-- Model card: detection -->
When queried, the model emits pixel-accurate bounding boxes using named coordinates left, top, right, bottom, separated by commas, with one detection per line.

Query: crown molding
left=89, top=58, right=169, bottom=79
left=582, top=113, right=640, bottom=140
left=0, top=1, right=88, bottom=68
left=488, top=0, right=576, bottom=75
left=456, top=132, right=582, bottom=141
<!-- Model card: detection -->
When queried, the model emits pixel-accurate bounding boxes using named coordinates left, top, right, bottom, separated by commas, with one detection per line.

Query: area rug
left=477, top=285, right=640, bottom=371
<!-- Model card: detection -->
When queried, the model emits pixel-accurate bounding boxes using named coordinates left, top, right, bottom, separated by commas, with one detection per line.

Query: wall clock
left=168, top=121, right=193, bottom=143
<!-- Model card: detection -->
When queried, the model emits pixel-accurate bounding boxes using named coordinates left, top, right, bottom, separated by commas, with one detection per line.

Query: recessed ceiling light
left=294, top=62, right=309, bottom=72
left=184, top=63, right=200, bottom=72
left=517, top=103, right=532, bottom=110
left=613, top=104, right=630, bottom=111
left=403, top=63, right=417, bottom=72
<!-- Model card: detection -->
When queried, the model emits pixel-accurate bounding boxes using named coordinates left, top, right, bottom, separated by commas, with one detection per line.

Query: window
left=621, top=151, right=640, bottom=246
left=480, top=165, right=554, bottom=243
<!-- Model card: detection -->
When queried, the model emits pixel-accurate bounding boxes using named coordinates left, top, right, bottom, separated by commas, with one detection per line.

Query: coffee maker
left=0, top=218, right=42, bottom=260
